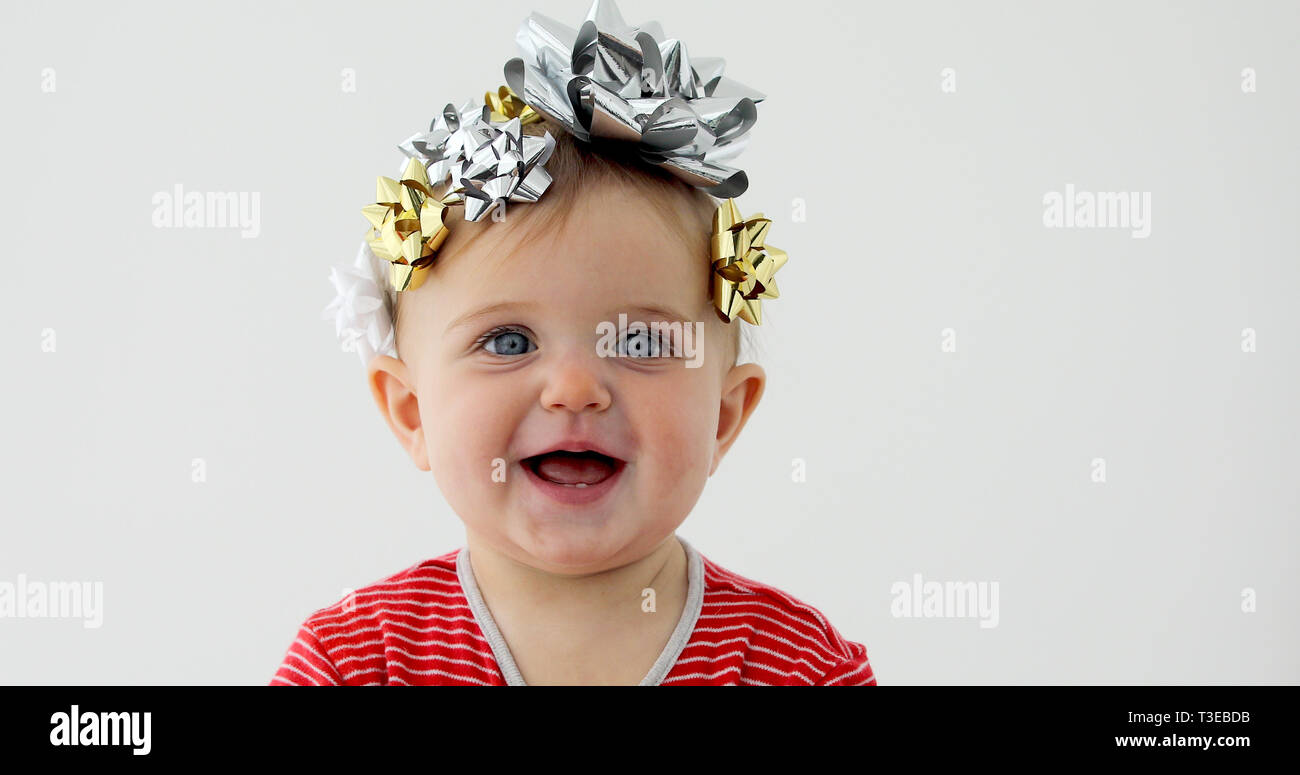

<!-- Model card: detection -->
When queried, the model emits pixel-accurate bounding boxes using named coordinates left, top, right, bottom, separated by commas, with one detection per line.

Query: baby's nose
left=538, top=349, right=611, bottom=413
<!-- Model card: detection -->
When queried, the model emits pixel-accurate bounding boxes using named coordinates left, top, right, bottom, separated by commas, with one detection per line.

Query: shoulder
left=299, top=549, right=464, bottom=631
left=271, top=549, right=468, bottom=686
left=677, top=552, right=875, bottom=685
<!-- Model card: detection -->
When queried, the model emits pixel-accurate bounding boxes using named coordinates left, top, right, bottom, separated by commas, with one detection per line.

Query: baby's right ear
left=366, top=355, right=430, bottom=472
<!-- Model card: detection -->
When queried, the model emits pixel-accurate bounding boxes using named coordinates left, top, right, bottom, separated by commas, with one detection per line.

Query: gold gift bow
left=710, top=199, right=787, bottom=325
left=361, top=156, right=456, bottom=292
left=484, top=85, right=541, bottom=125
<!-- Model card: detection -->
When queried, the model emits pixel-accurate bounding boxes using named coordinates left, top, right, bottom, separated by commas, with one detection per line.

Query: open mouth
left=522, top=450, right=625, bottom=488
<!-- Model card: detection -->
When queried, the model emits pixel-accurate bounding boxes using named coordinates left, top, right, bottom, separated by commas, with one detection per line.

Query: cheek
left=629, top=372, right=718, bottom=482
left=420, top=373, right=522, bottom=497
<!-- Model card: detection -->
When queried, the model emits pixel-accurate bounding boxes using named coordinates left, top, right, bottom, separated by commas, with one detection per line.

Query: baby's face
left=371, top=183, right=764, bottom=574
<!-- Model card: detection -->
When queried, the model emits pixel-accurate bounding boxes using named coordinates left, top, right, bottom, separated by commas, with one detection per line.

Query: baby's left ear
left=710, top=363, right=766, bottom=475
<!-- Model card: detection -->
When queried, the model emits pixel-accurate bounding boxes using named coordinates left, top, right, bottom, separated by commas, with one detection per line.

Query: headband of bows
left=325, top=0, right=785, bottom=367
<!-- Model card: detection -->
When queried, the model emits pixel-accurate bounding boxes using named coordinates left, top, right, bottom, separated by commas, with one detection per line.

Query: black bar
left=0, top=686, right=1290, bottom=763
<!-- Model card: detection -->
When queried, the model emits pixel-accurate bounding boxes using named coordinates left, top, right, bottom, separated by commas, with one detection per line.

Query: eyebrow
left=444, top=301, right=698, bottom=335
left=625, top=304, right=694, bottom=322
left=445, top=301, right=543, bottom=335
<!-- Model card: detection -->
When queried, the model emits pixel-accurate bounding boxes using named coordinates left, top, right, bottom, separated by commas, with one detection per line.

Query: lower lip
left=520, top=458, right=627, bottom=506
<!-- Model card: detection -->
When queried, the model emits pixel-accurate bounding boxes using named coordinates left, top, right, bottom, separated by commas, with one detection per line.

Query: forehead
left=424, top=182, right=712, bottom=325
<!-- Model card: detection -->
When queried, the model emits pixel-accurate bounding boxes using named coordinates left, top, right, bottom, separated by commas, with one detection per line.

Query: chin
left=501, top=525, right=642, bottom=575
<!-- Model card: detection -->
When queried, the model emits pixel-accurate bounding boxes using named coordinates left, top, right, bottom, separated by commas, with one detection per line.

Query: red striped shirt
left=271, top=536, right=875, bottom=686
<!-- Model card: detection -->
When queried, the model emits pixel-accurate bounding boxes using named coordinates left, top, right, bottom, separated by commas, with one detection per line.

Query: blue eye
left=480, top=327, right=536, bottom=356
left=619, top=327, right=671, bottom=358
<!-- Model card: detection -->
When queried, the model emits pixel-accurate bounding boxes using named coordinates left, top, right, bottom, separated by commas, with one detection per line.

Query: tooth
left=575, top=483, right=587, bottom=488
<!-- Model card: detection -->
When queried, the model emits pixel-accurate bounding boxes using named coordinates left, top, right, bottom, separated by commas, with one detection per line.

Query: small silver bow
left=398, top=102, right=556, bottom=222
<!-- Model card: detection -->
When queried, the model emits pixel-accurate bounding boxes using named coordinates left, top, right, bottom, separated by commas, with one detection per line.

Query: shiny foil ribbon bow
left=362, top=157, right=455, bottom=293
left=504, top=0, right=764, bottom=197
left=710, top=199, right=787, bottom=325
left=396, top=90, right=556, bottom=224
left=485, top=84, right=542, bottom=125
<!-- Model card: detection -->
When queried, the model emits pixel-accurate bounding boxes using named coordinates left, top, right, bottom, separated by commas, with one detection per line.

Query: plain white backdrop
left=1, top=0, right=1296, bottom=684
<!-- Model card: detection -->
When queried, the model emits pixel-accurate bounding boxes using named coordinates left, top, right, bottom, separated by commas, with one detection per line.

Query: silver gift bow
left=397, top=101, right=556, bottom=222
left=503, top=0, right=764, bottom=198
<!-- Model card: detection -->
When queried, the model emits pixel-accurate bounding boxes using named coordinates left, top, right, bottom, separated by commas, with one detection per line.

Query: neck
left=463, top=533, right=687, bottom=622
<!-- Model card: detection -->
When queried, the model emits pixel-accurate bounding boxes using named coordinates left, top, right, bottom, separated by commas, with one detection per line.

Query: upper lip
left=521, top=439, right=627, bottom=463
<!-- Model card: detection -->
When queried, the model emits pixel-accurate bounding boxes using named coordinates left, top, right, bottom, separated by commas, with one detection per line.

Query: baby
left=273, top=0, right=874, bottom=686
